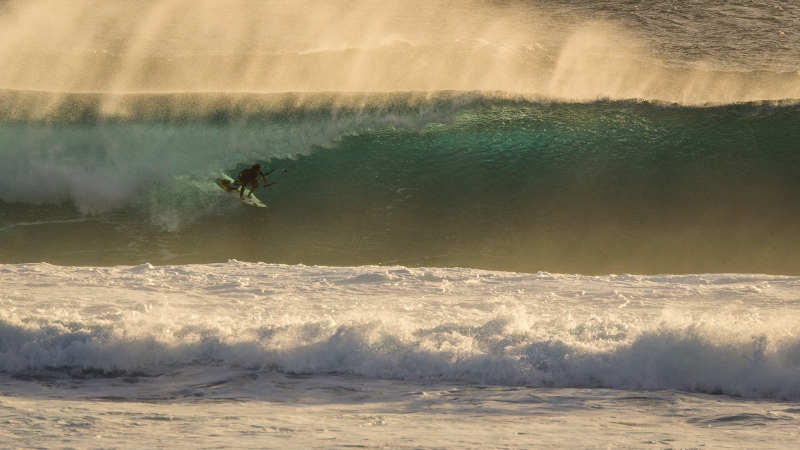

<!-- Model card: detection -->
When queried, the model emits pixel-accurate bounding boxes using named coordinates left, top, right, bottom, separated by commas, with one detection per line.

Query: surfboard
left=216, top=174, right=267, bottom=208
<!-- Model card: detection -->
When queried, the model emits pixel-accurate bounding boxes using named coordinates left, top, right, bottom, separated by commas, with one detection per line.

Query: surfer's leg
left=247, top=180, right=259, bottom=198
left=235, top=177, right=245, bottom=197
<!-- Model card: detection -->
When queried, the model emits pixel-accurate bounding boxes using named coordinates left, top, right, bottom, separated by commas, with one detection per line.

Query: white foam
left=1, top=262, right=799, bottom=399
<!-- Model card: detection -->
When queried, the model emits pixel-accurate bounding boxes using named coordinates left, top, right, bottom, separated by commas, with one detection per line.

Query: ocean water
left=1, top=0, right=800, bottom=447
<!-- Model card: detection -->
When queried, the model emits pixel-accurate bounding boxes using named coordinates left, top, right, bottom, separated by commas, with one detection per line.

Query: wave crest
left=2, top=306, right=799, bottom=399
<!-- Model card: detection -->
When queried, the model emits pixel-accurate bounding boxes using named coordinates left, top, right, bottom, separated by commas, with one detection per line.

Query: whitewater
left=2, top=262, right=800, bottom=447
left=2, top=0, right=800, bottom=448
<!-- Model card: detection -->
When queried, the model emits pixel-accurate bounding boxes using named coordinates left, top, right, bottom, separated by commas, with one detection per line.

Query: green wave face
left=1, top=98, right=799, bottom=274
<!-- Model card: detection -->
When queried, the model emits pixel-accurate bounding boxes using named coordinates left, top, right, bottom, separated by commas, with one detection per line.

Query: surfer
left=230, top=164, right=271, bottom=199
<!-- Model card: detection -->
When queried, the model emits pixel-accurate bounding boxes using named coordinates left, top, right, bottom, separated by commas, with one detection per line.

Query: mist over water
left=1, top=0, right=798, bottom=104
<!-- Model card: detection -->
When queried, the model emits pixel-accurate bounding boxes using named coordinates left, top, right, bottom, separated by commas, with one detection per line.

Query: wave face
left=2, top=93, right=800, bottom=274
left=2, top=263, right=800, bottom=400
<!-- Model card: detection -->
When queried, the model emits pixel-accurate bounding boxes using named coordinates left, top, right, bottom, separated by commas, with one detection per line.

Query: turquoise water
left=2, top=95, right=799, bottom=274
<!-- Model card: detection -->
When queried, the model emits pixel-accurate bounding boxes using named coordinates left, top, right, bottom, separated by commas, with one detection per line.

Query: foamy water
left=3, top=262, right=800, bottom=396
left=1, top=262, right=800, bottom=447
